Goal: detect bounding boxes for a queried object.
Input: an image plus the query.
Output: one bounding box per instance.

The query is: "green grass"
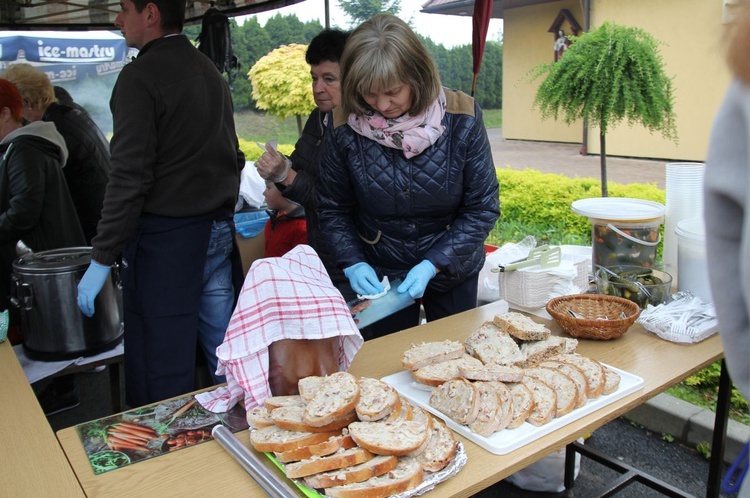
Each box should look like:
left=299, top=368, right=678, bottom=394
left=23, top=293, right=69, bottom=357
left=233, top=108, right=503, bottom=144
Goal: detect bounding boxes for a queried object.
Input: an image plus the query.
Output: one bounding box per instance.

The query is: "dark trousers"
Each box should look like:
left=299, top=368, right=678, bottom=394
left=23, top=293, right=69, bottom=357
left=360, top=274, right=479, bottom=341
left=121, top=213, right=213, bottom=407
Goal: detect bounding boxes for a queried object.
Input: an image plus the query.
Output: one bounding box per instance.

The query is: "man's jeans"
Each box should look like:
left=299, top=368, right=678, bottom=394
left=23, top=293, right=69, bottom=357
left=199, top=219, right=234, bottom=384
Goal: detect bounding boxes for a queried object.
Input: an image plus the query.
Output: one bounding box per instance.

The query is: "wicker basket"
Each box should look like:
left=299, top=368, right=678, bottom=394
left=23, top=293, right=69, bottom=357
left=546, top=294, right=641, bottom=340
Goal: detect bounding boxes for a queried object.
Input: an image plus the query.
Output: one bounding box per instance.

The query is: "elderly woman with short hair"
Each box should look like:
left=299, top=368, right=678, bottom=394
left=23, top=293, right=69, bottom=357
left=317, top=14, right=500, bottom=339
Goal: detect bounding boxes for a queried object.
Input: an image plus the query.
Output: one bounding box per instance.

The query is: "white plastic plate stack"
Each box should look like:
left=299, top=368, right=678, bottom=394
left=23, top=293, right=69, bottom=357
left=663, top=162, right=705, bottom=275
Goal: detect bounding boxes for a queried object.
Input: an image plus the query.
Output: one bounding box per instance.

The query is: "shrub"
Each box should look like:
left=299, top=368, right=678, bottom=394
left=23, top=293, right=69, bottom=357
left=238, top=138, right=295, bottom=162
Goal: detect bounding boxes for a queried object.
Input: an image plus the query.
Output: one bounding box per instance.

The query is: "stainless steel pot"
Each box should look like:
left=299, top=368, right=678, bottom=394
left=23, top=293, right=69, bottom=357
left=11, top=247, right=123, bottom=360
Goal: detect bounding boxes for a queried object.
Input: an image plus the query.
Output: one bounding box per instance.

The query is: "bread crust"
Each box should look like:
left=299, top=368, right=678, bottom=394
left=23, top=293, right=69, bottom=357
left=520, top=376, right=557, bottom=426
left=304, top=372, right=361, bottom=427
left=275, top=433, right=356, bottom=463
left=539, top=360, right=589, bottom=408
left=552, top=353, right=606, bottom=399
left=468, top=381, right=503, bottom=436
left=401, top=340, right=465, bottom=370
left=506, top=382, right=534, bottom=429
left=486, top=381, right=513, bottom=431
left=602, top=367, right=621, bottom=395
left=493, top=311, right=551, bottom=341
left=413, top=419, right=457, bottom=472
left=520, top=335, right=567, bottom=367
left=272, top=405, right=357, bottom=433
left=428, top=378, right=480, bottom=425
left=349, top=420, right=430, bottom=456
left=355, top=378, right=400, bottom=422
left=323, top=457, right=424, bottom=498
left=249, top=426, right=341, bottom=453
left=525, top=367, right=578, bottom=417
left=246, top=405, right=275, bottom=429
left=411, top=355, right=483, bottom=387
left=284, top=446, right=374, bottom=479
left=263, top=394, right=306, bottom=410
left=304, top=454, right=398, bottom=489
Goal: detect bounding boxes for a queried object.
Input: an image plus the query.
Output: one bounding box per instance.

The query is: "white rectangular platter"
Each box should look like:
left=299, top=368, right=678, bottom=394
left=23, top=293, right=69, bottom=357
left=382, top=364, right=644, bottom=455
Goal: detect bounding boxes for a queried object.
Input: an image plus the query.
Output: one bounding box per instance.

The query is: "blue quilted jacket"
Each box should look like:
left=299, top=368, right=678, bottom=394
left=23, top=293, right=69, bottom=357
left=317, top=89, right=500, bottom=292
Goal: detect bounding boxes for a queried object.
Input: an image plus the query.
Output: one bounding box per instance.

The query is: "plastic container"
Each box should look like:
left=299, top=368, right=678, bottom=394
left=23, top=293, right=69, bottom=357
left=571, top=198, right=665, bottom=272
left=595, top=265, right=672, bottom=308
left=234, top=209, right=269, bottom=238
left=674, top=218, right=712, bottom=303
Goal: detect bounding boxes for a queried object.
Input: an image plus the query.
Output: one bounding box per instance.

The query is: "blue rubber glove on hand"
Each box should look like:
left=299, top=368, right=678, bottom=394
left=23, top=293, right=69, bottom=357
left=77, top=261, right=110, bottom=317
left=344, top=262, right=384, bottom=297
left=398, top=260, right=437, bottom=299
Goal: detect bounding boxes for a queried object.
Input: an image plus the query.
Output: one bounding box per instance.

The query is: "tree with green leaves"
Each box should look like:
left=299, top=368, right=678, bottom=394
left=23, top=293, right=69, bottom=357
left=248, top=43, right=315, bottom=136
left=339, top=0, right=400, bottom=27
left=529, top=22, right=677, bottom=197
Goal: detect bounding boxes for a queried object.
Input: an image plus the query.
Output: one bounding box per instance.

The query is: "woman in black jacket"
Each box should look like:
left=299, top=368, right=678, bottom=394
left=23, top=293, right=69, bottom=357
left=317, top=15, right=500, bottom=339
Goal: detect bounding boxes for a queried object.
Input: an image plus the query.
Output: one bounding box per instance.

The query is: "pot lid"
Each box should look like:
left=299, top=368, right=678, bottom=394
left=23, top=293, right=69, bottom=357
left=12, top=246, right=92, bottom=273
left=571, top=198, right=666, bottom=221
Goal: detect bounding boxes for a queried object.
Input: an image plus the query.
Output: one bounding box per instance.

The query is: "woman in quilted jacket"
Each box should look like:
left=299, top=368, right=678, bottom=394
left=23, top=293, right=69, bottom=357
left=317, top=14, right=500, bottom=340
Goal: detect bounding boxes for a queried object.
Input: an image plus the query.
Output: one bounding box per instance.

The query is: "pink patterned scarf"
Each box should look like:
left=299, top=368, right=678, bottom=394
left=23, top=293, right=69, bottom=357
left=347, top=88, right=446, bottom=158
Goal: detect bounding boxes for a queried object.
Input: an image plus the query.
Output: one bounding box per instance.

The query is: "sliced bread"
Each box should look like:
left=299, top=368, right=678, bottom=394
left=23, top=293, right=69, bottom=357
left=263, top=394, right=306, bottom=410
left=413, top=419, right=457, bottom=472
left=539, top=360, right=589, bottom=408
left=284, top=446, right=374, bottom=479
left=520, top=335, right=568, bottom=367
left=401, top=340, right=465, bottom=370
left=525, top=367, right=578, bottom=417
left=271, top=405, right=357, bottom=433
left=552, top=353, right=606, bottom=399
left=411, top=354, right=483, bottom=387
left=519, top=376, right=557, bottom=426
left=355, top=378, right=400, bottom=422
left=506, top=382, right=535, bottom=429
left=249, top=425, right=341, bottom=453
left=246, top=405, right=275, bottom=429
left=602, top=367, right=621, bottom=395
left=348, top=420, right=430, bottom=456
left=468, top=381, right=503, bottom=437
left=298, top=376, right=326, bottom=402
left=383, top=396, right=411, bottom=422
left=493, top=311, right=551, bottom=341
left=457, top=363, right=524, bottom=383
left=487, top=381, right=514, bottom=432
left=428, top=377, right=480, bottom=425
left=304, top=454, right=398, bottom=489
left=275, top=433, right=356, bottom=463
left=303, top=371, right=361, bottom=427
left=323, top=456, right=424, bottom=498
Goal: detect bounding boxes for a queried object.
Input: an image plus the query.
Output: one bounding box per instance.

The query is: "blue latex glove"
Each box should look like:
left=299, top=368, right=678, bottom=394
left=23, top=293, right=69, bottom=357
left=344, top=262, right=384, bottom=296
left=77, top=261, right=110, bottom=317
left=397, top=260, right=437, bottom=299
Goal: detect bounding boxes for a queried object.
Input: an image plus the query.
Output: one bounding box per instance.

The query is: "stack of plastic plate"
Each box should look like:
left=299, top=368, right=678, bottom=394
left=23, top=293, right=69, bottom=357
left=663, top=162, right=705, bottom=275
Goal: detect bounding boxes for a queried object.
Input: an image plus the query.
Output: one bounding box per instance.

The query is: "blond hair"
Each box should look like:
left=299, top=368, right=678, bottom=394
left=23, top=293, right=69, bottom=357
left=340, top=14, right=441, bottom=116
left=0, top=63, right=56, bottom=111
left=725, top=1, right=750, bottom=84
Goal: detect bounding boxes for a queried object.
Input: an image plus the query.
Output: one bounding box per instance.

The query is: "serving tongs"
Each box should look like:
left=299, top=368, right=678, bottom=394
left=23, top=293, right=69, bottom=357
left=493, top=245, right=562, bottom=272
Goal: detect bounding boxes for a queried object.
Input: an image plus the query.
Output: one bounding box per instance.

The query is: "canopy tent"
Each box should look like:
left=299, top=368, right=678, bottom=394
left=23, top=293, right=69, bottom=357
left=0, top=30, right=137, bottom=82
left=0, top=0, right=308, bottom=30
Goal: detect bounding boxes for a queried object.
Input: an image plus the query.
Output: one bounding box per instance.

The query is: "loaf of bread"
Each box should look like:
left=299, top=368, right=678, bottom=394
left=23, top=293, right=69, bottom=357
left=355, top=378, right=400, bottom=422
left=413, top=419, right=457, bottom=472
left=323, top=456, right=424, bottom=498
left=552, top=353, right=605, bottom=399
left=303, top=372, right=361, bottom=427
left=493, top=312, right=551, bottom=341
left=250, top=425, right=341, bottom=453
left=348, top=420, right=430, bottom=456
left=284, top=446, right=374, bottom=479
left=271, top=404, right=357, bottom=433
left=602, top=367, right=621, bottom=395
left=303, top=454, right=398, bottom=489
left=520, top=335, right=568, bottom=367
left=428, top=377, right=480, bottom=425
left=506, top=382, right=535, bottom=429
left=539, top=360, right=589, bottom=408
left=468, top=381, right=503, bottom=437
left=401, top=340, right=465, bottom=370
left=525, top=367, right=578, bottom=417
left=457, top=363, right=524, bottom=382
left=275, top=433, right=356, bottom=463
left=519, top=376, right=557, bottom=426
left=487, top=381, right=513, bottom=432
left=411, top=354, right=483, bottom=387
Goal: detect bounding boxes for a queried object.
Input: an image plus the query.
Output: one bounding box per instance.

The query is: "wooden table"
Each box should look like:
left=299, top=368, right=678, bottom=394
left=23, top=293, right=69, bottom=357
left=56, top=300, right=723, bottom=497
left=0, top=341, right=84, bottom=497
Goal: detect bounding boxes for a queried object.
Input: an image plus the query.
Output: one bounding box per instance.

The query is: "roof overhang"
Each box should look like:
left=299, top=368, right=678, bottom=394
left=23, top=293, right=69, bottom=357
left=420, top=0, right=558, bottom=19
left=0, top=0, right=307, bottom=30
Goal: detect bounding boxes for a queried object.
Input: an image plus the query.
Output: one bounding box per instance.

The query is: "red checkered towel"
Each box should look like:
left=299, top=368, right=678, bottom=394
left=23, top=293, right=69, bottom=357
left=195, top=245, right=363, bottom=412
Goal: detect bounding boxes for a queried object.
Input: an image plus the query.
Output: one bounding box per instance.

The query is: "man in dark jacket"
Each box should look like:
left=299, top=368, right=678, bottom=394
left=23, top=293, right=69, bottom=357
left=1, top=64, right=110, bottom=245
left=76, top=0, right=244, bottom=407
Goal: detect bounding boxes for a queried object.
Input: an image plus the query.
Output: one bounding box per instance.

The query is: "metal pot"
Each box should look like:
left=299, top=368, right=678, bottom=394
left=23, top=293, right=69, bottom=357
left=11, top=247, right=123, bottom=361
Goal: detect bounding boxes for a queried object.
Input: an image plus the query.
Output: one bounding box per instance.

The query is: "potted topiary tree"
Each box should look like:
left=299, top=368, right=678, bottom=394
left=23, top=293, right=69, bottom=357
left=529, top=22, right=677, bottom=197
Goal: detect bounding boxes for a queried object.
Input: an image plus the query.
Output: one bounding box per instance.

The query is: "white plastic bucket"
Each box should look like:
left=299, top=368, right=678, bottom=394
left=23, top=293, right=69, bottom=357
left=675, top=218, right=712, bottom=302
left=571, top=198, right=665, bottom=272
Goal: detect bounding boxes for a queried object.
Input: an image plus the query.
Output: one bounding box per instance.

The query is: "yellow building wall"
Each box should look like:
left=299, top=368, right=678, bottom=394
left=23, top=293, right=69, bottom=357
left=503, top=0, right=732, bottom=161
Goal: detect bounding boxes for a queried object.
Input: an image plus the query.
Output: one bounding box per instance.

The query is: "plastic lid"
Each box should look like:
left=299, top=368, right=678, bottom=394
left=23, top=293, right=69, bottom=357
left=675, top=217, right=706, bottom=242
left=571, top=198, right=666, bottom=221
